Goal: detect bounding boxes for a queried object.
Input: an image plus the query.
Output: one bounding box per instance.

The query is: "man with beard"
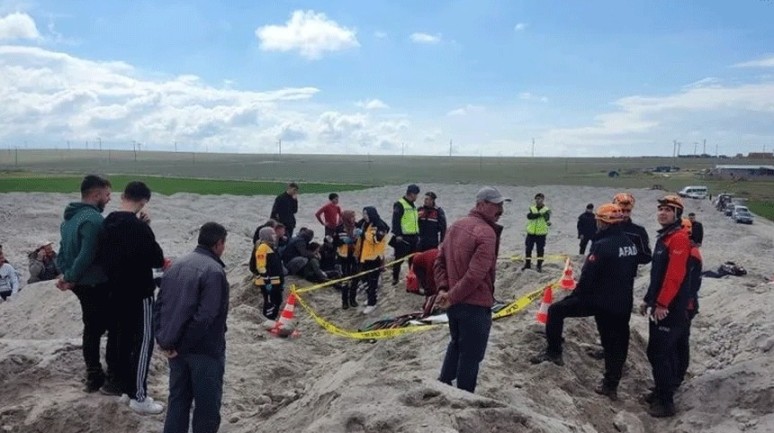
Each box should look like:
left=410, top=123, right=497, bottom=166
left=56, top=174, right=116, bottom=393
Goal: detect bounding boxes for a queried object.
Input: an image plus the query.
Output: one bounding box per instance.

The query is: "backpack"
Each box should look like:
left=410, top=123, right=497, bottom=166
left=720, top=261, right=747, bottom=277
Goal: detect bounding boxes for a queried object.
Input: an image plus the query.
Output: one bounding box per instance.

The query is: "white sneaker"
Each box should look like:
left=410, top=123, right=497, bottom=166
left=362, top=305, right=376, bottom=315
left=118, top=393, right=130, bottom=404
left=130, top=397, right=165, bottom=415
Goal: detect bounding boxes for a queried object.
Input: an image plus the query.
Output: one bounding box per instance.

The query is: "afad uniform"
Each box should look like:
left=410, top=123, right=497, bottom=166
left=675, top=218, right=703, bottom=389
left=254, top=242, right=284, bottom=320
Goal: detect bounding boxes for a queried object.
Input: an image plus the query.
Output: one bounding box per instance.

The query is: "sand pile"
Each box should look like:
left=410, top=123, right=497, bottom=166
left=1, top=185, right=772, bottom=433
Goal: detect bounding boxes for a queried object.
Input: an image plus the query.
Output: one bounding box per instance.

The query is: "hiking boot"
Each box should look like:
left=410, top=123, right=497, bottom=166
left=129, top=397, right=165, bottom=415
left=521, top=262, right=531, bottom=271
left=536, top=263, right=543, bottom=273
left=594, top=383, right=618, bottom=401
left=529, top=350, right=564, bottom=366
left=648, top=400, right=676, bottom=418
left=100, top=379, right=122, bottom=396
left=362, top=305, right=377, bottom=315
left=342, top=300, right=349, bottom=310
left=349, top=299, right=358, bottom=308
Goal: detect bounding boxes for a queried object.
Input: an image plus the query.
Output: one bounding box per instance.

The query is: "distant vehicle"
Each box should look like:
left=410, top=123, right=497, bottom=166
left=732, top=206, right=754, bottom=224
left=678, top=185, right=708, bottom=199
left=714, top=193, right=733, bottom=211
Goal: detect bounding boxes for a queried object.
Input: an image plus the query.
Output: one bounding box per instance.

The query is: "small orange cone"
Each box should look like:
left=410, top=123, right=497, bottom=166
left=535, top=287, right=553, bottom=324
left=269, top=293, right=300, bottom=338
left=560, top=258, right=576, bottom=290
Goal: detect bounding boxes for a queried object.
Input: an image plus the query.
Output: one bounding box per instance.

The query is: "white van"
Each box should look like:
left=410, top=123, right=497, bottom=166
left=678, top=185, right=708, bottom=199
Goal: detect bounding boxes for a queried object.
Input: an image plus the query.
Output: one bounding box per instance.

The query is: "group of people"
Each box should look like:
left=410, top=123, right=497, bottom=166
left=250, top=182, right=448, bottom=318
left=0, top=240, right=60, bottom=302
left=51, top=174, right=229, bottom=433
left=528, top=192, right=703, bottom=418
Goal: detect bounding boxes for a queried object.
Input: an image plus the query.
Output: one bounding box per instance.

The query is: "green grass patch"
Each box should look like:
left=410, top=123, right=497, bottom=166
left=746, top=200, right=774, bottom=222
left=0, top=175, right=369, bottom=196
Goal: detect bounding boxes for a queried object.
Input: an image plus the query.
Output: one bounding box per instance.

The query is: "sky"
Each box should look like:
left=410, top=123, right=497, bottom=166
left=1, top=0, right=773, bottom=157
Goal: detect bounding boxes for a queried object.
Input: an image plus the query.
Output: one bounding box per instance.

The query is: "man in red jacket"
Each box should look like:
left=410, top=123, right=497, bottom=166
left=434, top=186, right=508, bottom=393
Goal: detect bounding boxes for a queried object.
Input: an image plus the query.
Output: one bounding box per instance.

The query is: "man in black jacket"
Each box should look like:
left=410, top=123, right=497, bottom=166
left=155, top=222, right=229, bottom=433
left=614, top=192, right=652, bottom=265
left=687, top=213, right=703, bottom=246
left=100, top=181, right=165, bottom=414
left=417, top=191, right=447, bottom=252
left=577, top=203, right=596, bottom=255
left=271, top=182, right=299, bottom=238
left=391, top=184, right=421, bottom=285
left=531, top=203, right=638, bottom=401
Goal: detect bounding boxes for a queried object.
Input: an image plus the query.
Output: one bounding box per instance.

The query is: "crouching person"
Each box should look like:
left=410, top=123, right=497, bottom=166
left=406, top=247, right=440, bottom=317
left=254, top=227, right=284, bottom=321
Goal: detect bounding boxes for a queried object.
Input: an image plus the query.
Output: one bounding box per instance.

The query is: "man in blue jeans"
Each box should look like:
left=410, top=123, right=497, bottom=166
left=154, top=222, right=230, bottom=433
left=434, top=186, right=508, bottom=393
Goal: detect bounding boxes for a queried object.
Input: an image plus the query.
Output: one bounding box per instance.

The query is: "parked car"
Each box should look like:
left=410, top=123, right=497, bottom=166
left=732, top=206, right=754, bottom=224
left=678, top=185, right=708, bottom=199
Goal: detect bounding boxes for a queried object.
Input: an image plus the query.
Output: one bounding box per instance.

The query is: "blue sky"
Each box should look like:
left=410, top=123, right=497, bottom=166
left=1, top=0, right=773, bottom=156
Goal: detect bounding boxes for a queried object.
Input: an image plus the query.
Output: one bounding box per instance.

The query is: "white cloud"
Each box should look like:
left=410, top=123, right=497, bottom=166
left=410, top=32, right=441, bottom=44
left=732, top=55, right=774, bottom=68
left=356, top=99, right=389, bottom=110
left=255, top=10, right=359, bottom=60
left=514, top=23, right=528, bottom=31
left=0, top=12, right=40, bottom=41
left=446, top=104, right=485, bottom=116
left=374, top=31, right=387, bottom=39
left=518, top=92, right=548, bottom=103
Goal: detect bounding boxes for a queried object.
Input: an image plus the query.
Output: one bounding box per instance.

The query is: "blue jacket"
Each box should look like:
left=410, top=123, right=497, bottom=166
left=154, top=246, right=229, bottom=357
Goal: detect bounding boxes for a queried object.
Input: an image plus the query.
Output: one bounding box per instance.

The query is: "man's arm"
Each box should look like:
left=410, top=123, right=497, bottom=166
left=154, top=270, right=200, bottom=351
left=137, top=222, right=164, bottom=269
left=315, top=205, right=326, bottom=225
left=392, top=202, right=404, bottom=237
left=694, top=223, right=704, bottom=245
left=63, top=220, right=101, bottom=283
left=438, top=208, right=447, bottom=242
left=433, top=241, right=449, bottom=292
left=655, top=234, right=691, bottom=308
left=270, top=196, right=280, bottom=221
left=176, top=270, right=227, bottom=353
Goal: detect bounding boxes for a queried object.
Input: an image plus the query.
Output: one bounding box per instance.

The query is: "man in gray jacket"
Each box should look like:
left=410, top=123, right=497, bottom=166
left=154, top=222, right=229, bottom=433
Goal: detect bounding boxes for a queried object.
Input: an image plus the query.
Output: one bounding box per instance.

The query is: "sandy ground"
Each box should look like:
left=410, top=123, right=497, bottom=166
left=0, top=184, right=772, bottom=433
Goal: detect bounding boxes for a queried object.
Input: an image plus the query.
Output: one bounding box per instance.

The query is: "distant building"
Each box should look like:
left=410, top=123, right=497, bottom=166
left=747, top=152, right=774, bottom=159
left=711, top=165, right=774, bottom=180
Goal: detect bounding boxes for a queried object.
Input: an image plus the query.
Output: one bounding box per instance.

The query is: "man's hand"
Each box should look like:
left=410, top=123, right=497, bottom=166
left=638, top=302, right=649, bottom=316
left=161, top=349, right=178, bottom=359
left=653, top=306, right=669, bottom=322
left=138, top=209, right=151, bottom=224
left=56, top=276, right=74, bottom=292
left=435, top=290, right=450, bottom=309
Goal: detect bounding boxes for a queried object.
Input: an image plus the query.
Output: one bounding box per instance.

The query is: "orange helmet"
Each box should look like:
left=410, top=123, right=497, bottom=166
left=657, top=194, right=684, bottom=210
left=595, top=203, right=624, bottom=224
left=681, top=217, right=692, bottom=234
left=613, top=192, right=635, bottom=211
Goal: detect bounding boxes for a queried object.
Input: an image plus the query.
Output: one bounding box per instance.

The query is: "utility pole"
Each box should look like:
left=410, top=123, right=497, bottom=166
left=174, top=141, right=178, bottom=152
left=278, top=139, right=282, bottom=158
left=531, top=138, right=535, bottom=157
left=702, top=139, right=706, bottom=155
left=449, top=139, right=453, bottom=157
left=693, top=142, right=698, bottom=156
left=715, top=142, right=719, bottom=158
left=97, top=137, right=102, bottom=151
left=67, top=140, right=71, bottom=150
left=401, top=142, right=405, bottom=157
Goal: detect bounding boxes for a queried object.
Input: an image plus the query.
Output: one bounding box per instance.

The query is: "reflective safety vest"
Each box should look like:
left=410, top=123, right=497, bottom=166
left=526, top=205, right=550, bottom=235
left=355, top=225, right=388, bottom=263
left=399, top=198, right=419, bottom=235
left=254, top=243, right=281, bottom=286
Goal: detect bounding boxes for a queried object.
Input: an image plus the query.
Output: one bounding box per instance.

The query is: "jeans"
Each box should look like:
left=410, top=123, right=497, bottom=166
left=439, top=304, right=492, bottom=393
left=72, top=284, right=117, bottom=380
left=164, top=353, right=225, bottom=433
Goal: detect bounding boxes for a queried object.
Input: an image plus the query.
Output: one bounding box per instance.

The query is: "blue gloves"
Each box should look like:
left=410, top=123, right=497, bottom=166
left=353, top=228, right=363, bottom=238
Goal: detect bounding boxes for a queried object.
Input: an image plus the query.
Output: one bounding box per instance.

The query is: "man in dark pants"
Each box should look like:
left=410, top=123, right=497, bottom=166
left=674, top=218, right=703, bottom=390
left=434, top=186, right=508, bottom=393
left=577, top=203, right=596, bottom=255
left=523, top=193, right=551, bottom=272
left=687, top=213, right=703, bottom=246
left=530, top=203, right=638, bottom=401
left=56, top=174, right=117, bottom=393
left=271, top=182, right=299, bottom=239
left=391, top=184, right=421, bottom=285
left=640, top=194, right=692, bottom=418
left=155, top=223, right=230, bottom=433
left=100, top=181, right=165, bottom=413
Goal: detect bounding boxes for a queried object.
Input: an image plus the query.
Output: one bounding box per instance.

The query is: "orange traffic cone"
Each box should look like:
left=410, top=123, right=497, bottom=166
left=535, top=287, right=553, bottom=324
left=269, top=293, right=300, bottom=338
left=560, top=258, right=576, bottom=290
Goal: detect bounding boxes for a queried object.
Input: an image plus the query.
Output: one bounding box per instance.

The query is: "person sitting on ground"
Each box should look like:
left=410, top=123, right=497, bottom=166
left=252, top=227, right=284, bottom=321
left=333, top=210, right=359, bottom=309
left=296, top=242, right=330, bottom=283
left=354, top=206, right=390, bottom=314
left=406, top=247, right=440, bottom=317
left=0, top=247, right=20, bottom=301
left=281, top=228, right=316, bottom=275
left=701, top=261, right=746, bottom=278
left=319, top=237, right=340, bottom=279
left=28, top=241, right=60, bottom=284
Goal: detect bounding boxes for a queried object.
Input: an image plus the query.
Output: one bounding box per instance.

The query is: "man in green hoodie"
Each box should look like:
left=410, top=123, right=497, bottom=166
left=56, top=174, right=115, bottom=393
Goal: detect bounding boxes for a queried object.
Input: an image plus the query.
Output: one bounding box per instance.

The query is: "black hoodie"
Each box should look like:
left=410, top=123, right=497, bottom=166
left=100, top=211, right=165, bottom=300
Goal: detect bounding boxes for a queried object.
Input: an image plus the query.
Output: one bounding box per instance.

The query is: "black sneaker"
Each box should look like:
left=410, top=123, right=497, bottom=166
left=648, top=400, right=676, bottom=418
left=529, top=351, right=564, bottom=366
left=349, top=299, right=358, bottom=308
left=83, top=375, right=105, bottom=393
left=99, top=380, right=122, bottom=396
left=342, top=300, right=349, bottom=310
left=391, top=278, right=399, bottom=286
left=594, top=384, right=618, bottom=401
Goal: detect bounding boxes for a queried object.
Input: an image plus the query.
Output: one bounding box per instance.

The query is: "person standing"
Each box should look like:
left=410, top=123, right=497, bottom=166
left=155, top=222, right=230, bottom=433
left=56, top=174, right=117, bottom=393
left=271, top=182, right=299, bottom=239
left=434, top=186, right=508, bottom=393
left=687, top=213, right=703, bottom=246
left=523, top=193, right=551, bottom=272
left=640, top=195, right=692, bottom=418
left=0, top=247, right=20, bottom=301
left=315, top=193, right=342, bottom=238
left=354, top=207, right=390, bottom=315
left=530, top=204, right=638, bottom=401
left=391, top=184, right=421, bottom=285
left=417, top=191, right=447, bottom=252
left=333, top=210, right=359, bottom=310
left=100, top=181, right=165, bottom=413
left=577, top=203, right=597, bottom=255
left=613, top=193, right=652, bottom=265
left=253, top=227, right=284, bottom=320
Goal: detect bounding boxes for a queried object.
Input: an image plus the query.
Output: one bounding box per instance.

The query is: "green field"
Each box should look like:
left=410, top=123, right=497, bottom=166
left=1, top=150, right=772, bottom=220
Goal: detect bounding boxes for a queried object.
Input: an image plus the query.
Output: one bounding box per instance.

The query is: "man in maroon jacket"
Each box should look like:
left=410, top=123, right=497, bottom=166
left=434, top=186, right=508, bottom=393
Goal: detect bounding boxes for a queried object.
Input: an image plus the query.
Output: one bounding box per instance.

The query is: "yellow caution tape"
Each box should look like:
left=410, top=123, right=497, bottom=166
left=295, top=253, right=417, bottom=295
left=492, top=282, right=559, bottom=320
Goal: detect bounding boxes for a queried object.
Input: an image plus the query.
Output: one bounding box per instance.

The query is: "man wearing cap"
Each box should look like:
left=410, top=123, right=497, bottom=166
left=434, top=186, right=508, bottom=393
left=613, top=193, right=652, bottom=265
left=531, top=203, right=638, bottom=402
left=417, top=191, right=447, bottom=252
left=577, top=203, right=597, bottom=255
left=523, top=193, right=551, bottom=272
left=390, top=184, right=421, bottom=286
left=639, top=194, right=692, bottom=418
